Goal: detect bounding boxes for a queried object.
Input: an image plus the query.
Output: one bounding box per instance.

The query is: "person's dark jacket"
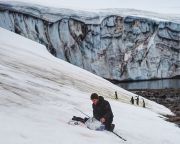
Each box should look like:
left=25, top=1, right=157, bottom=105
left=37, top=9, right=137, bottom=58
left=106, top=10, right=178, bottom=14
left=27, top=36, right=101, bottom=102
left=92, top=96, right=113, bottom=121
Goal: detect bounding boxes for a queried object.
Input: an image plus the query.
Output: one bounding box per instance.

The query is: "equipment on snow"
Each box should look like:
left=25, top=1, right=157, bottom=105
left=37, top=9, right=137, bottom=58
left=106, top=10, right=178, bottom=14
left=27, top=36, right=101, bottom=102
left=74, top=107, right=90, bottom=118
left=72, top=116, right=88, bottom=123
left=68, top=117, right=105, bottom=131
left=112, top=131, right=127, bottom=141
left=68, top=117, right=126, bottom=141
left=85, top=117, right=105, bottom=131
left=73, top=107, right=126, bottom=140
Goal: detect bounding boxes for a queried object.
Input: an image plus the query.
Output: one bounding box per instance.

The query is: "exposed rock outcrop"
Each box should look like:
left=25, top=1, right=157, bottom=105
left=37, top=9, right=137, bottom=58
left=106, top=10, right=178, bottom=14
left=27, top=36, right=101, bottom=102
left=0, top=2, right=180, bottom=81
left=131, top=89, right=180, bottom=127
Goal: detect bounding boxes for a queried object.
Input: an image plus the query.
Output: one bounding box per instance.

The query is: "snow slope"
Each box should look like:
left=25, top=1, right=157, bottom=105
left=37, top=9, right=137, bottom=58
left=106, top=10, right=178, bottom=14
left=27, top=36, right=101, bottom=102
left=0, top=27, right=180, bottom=144
left=1, top=0, right=180, bottom=14
left=1, top=1, right=180, bottom=24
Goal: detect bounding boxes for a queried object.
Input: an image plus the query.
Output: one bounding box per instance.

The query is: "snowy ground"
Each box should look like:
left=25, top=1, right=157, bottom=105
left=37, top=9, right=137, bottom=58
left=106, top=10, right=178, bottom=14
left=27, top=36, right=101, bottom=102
left=1, top=1, right=180, bottom=24
left=1, top=0, right=180, bottom=14
left=1, top=27, right=180, bottom=144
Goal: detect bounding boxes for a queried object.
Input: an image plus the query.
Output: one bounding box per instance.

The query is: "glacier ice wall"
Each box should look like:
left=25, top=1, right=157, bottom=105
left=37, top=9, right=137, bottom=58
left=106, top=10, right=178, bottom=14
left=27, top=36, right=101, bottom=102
left=0, top=2, right=179, bottom=81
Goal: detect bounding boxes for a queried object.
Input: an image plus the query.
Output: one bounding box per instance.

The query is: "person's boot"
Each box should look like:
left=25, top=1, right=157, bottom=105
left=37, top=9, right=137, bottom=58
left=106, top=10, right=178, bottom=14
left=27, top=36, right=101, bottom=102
left=109, top=124, right=115, bottom=132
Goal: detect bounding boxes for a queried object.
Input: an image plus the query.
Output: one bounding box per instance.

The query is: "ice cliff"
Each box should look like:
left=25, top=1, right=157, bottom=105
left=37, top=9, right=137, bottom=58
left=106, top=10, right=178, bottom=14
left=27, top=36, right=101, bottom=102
left=0, top=1, right=179, bottom=81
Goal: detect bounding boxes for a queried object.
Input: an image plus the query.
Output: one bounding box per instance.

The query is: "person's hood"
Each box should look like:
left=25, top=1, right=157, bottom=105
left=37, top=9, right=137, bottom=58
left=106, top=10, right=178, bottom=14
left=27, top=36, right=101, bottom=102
left=98, top=96, right=104, bottom=103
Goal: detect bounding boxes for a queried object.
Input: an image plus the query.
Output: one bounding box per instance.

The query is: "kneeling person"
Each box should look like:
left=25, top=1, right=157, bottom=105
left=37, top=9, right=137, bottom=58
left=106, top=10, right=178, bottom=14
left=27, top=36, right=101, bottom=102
left=90, top=93, right=115, bottom=131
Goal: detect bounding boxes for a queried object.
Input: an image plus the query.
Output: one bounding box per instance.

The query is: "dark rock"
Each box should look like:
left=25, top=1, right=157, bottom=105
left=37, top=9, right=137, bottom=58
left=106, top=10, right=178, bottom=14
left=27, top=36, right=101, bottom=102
left=131, top=88, right=180, bottom=127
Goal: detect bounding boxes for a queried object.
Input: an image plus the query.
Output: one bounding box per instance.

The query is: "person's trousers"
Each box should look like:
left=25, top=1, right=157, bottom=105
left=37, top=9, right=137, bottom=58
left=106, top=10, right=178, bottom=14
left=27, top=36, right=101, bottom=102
left=104, top=117, right=113, bottom=131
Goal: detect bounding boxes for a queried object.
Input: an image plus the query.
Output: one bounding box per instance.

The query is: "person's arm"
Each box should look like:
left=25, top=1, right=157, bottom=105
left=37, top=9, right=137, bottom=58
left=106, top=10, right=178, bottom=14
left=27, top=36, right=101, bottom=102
left=103, top=102, right=113, bottom=120
left=93, top=106, right=100, bottom=120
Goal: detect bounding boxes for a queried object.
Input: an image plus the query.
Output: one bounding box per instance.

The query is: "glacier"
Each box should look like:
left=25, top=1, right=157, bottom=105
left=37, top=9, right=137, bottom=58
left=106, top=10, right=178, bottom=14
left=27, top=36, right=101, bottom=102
left=0, top=1, right=180, bottom=81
